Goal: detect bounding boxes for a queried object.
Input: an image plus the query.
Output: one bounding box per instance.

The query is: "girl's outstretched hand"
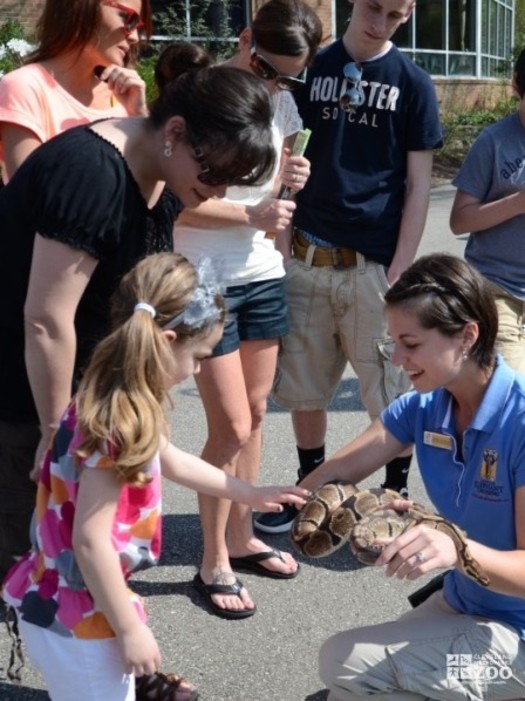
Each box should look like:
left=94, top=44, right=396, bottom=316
left=250, top=485, right=310, bottom=513
left=118, top=621, right=162, bottom=677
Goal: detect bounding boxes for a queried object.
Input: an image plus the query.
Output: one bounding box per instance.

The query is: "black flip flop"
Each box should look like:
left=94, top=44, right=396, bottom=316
left=229, top=549, right=300, bottom=579
left=192, top=573, right=256, bottom=620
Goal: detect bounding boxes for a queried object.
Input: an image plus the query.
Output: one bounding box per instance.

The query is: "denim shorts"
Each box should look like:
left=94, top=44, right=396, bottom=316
left=212, top=277, right=289, bottom=357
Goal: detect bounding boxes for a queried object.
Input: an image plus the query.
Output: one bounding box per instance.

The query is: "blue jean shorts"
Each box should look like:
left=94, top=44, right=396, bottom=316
left=212, top=277, right=289, bottom=357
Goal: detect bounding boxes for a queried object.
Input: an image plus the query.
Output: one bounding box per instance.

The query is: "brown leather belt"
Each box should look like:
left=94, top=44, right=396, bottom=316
left=292, top=229, right=357, bottom=267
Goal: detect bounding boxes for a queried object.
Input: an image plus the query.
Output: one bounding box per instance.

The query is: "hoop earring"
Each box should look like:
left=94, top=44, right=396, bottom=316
left=164, top=140, right=173, bottom=158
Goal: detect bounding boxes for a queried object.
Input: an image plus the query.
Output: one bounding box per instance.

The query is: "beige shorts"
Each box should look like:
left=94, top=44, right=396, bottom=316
left=487, top=279, right=525, bottom=374
left=320, top=590, right=525, bottom=700
left=272, top=254, right=410, bottom=419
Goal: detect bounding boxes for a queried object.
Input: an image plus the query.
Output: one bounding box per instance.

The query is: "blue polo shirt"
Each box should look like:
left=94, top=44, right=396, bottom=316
left=382, top=356, right=525, bottom=638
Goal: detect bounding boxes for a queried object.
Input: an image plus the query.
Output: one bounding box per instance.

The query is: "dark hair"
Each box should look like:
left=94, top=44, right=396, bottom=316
left=149, top=66, right=276, bottom=187
left=26, top=0, right=152, bottom=66
left=252, top=0, right=323, bottom=65
left=154, top=42, right=213, bottom=94
left=384, top=254, right=498, bottom=371
left=514, top=47, right=525, bottom=98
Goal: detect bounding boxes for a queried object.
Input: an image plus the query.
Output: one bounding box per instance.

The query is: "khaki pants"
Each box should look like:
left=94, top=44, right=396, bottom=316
left=319, top=591, right=525, bottom=700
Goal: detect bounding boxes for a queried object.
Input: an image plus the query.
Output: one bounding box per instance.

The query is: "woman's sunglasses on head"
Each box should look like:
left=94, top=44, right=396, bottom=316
left=103, top=0, right=144, bottom=36
left=249, top=43, right=307, bottom=91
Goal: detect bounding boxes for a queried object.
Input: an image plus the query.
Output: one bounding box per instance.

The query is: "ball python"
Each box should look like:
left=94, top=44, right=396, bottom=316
left=290, top=481, right=490, bottom=587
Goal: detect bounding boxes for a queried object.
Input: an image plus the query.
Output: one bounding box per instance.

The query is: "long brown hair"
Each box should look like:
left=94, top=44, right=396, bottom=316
left=75, top=253, right=225, bottom=485
left=26, top=0, right=153, bottom=66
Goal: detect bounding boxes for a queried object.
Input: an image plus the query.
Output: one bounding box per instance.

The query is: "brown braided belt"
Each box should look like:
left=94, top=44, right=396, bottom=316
left=292, top=229, right=357, bottom=267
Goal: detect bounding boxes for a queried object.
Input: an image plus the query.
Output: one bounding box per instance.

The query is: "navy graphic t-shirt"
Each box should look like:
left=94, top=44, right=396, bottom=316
left=294, top=41, right=443, bottom=265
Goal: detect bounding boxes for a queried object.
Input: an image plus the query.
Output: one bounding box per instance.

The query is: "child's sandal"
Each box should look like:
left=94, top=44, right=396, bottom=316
left=136, top=671, right=198, bottom=701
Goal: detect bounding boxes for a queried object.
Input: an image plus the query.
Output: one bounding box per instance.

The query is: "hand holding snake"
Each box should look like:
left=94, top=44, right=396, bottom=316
left=375, top=517, right=463, bottom=581
left=290, top=481, right=490, bottom=587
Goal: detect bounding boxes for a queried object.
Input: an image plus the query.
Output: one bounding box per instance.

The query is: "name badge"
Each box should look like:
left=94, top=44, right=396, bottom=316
left=423, top=431, right=452, bottom=450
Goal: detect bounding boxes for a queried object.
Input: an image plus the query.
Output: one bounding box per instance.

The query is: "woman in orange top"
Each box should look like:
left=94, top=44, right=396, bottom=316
left=0, top=0, right=151, bottom=182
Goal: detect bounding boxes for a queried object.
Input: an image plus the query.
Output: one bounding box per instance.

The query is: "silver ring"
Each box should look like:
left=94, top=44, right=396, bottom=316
left=415, top=551, right=426, bottom=563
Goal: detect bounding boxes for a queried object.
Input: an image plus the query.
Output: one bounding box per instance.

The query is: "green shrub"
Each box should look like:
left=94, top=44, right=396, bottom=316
left=137, top=1, right=238, bottom=106
left=137, top=51, right=160, bottom=105
left=153, top=2, right=237, bottom=61
left=0, top=20, right=34, bottom=77
left=437, top=96, right=517, bottom=169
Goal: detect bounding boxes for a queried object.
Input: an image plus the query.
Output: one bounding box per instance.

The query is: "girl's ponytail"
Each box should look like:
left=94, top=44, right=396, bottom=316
left=75, top=253, right=225, bottom=484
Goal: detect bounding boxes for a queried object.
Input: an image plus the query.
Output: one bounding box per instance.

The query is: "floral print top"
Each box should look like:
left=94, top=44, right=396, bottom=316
left=2, top=402, right=162, bottom=639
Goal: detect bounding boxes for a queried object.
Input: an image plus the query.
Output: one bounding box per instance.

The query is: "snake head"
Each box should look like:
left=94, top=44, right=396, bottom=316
left=349, top=506, right=413, bottom=565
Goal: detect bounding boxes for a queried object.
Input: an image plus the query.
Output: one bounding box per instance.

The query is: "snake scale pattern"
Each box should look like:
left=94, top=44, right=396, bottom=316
left=290, top=481, right=490, bottom=587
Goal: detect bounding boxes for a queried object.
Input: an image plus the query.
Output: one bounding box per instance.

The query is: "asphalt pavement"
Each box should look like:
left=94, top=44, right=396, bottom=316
left=0, top=184, right=467, bottom=701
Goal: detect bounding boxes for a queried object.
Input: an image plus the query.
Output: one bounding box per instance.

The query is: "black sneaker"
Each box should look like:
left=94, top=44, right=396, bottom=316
left=254, top=503, right=297, bottom=534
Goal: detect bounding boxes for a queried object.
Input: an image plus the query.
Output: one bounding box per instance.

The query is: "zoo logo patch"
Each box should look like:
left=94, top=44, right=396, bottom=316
left=480, top=448, right=498, bottom=482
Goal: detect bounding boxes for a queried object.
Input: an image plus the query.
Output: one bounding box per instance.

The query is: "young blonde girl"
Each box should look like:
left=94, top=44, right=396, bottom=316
left=2, top=252, right=308, bottom=701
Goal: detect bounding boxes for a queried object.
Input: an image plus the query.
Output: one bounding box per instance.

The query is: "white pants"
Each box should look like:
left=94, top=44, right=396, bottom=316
left=19, top=618, right=134, bottom=701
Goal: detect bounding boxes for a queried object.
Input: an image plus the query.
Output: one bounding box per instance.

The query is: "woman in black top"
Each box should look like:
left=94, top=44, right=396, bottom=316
left=0, top=60, right=275, bottom=588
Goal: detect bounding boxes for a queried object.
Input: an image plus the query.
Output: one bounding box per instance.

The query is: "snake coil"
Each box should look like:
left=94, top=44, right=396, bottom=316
left=290, top=481, right=490, bottom=587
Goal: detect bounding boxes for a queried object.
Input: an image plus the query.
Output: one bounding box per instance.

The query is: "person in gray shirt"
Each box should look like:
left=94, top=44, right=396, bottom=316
left=450, top=48, right=525, bottom=373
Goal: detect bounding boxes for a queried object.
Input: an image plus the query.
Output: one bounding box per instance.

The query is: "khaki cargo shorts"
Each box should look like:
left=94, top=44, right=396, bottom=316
left=272, top=252, right=410, bottom=419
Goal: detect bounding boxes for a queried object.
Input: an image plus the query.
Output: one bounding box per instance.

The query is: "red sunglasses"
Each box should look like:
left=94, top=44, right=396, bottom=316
left=103, top=0, right=144, bottom=36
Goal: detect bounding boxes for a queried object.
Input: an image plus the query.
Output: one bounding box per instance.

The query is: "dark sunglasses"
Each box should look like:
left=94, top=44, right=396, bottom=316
left=193, top=146, right=231, bottom=187
left=249, top=44, right=307, bottom=91
left=103, top=0, right=144, bottom=36
left=340, top=62, right=364, bottom=113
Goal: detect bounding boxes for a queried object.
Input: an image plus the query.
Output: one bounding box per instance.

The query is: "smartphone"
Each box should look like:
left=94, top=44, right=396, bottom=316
left=277, top=128, right=312, bottom=200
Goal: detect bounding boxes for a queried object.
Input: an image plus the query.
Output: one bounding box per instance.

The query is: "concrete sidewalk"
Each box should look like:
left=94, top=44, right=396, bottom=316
left=0, top=185, right=466, bottom=701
